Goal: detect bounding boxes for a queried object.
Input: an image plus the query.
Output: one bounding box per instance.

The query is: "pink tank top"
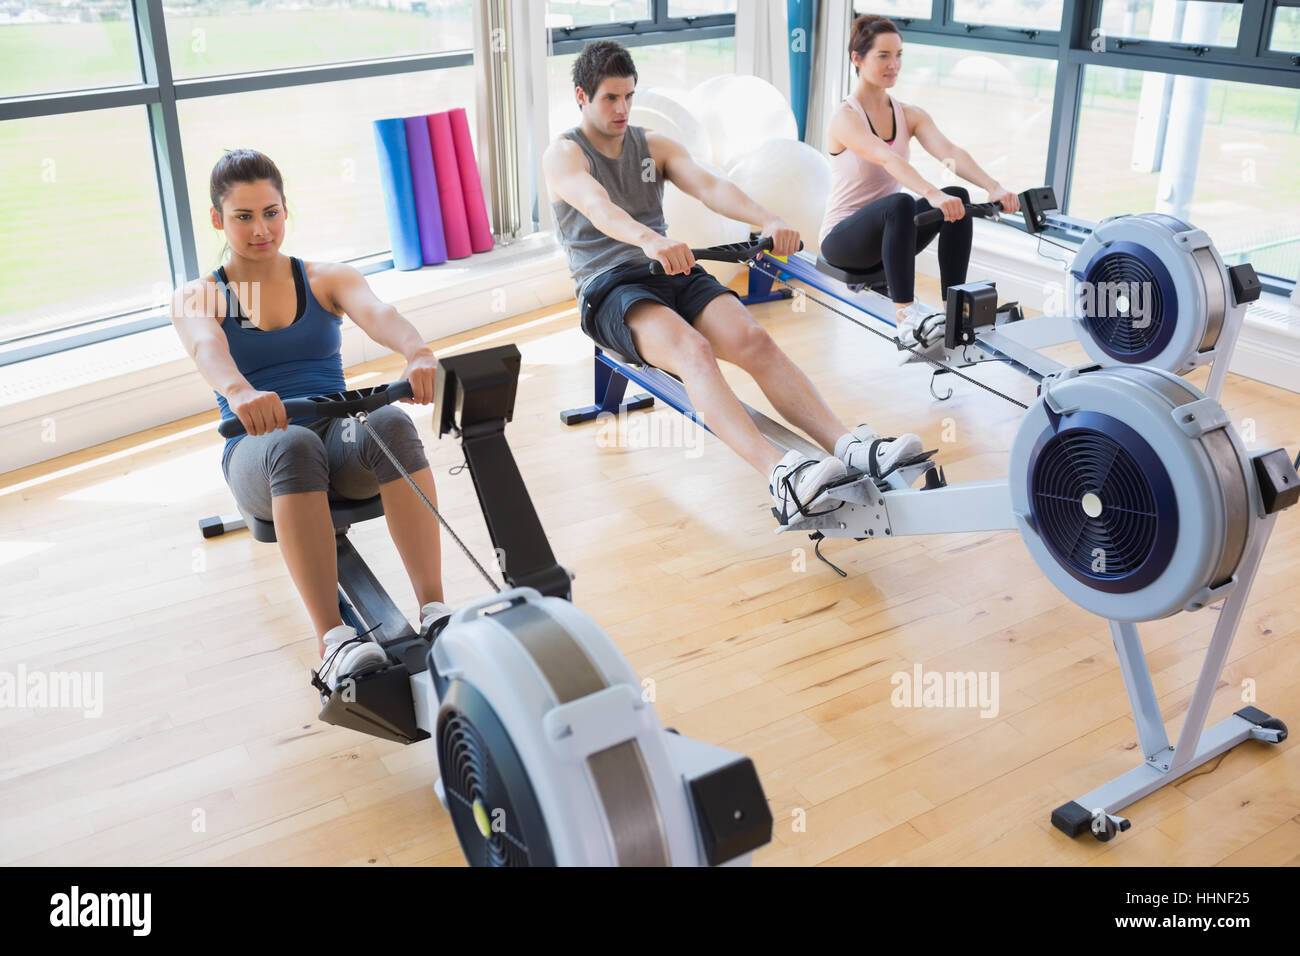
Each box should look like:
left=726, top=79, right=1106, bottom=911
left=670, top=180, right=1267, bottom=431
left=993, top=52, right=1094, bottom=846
left=819, top=96, right=911, bottom=245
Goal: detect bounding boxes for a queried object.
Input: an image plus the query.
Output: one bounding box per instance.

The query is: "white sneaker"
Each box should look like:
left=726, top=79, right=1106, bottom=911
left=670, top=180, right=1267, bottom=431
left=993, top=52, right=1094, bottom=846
left=317, top=623, right=389, bottom=692
left=838, top=424, right=925, bottom=479
left=769, top=450, right=848, bottom=524
left=894, top=302, right=947, bottom=364
left=420, top=601, right=455, bottom=636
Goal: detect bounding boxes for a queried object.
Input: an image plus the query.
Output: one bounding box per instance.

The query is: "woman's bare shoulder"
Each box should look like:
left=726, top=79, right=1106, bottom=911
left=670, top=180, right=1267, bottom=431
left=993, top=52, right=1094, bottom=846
left=301, top=259, right=352, bottom=316
left=174, top=274, right=227, bottom=321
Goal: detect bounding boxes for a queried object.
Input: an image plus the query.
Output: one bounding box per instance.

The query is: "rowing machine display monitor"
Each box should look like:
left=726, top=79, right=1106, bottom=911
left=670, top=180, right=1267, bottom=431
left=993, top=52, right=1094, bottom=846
left=1228, top=262, right=1262, bottom=304
left=1019, top=186, right=1058, bottom=234
left=945, top=281, right=999, bottom=349
left=435, top=344, right=520, bottom=438
left=436, top=345, right=571, bottom=599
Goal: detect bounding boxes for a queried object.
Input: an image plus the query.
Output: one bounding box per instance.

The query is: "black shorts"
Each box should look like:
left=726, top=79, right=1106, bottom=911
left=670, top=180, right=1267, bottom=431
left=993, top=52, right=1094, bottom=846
left=578, top=260, right=738, bottom=365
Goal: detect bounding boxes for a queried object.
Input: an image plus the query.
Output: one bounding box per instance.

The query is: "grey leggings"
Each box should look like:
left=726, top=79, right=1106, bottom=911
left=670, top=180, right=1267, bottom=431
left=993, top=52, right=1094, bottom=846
left=222, top=405, right=430, bottom=522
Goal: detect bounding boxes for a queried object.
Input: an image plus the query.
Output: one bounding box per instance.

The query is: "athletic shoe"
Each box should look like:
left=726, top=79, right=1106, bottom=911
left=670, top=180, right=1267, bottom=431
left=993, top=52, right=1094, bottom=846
left=838, top=424, right=925, bottom=479
left=316, top=623, right=389, bottom=692
left=420, top=601, right=455, bottom=637
left=894, top=301, right=947, bottom=364
left=769, top=450, right=848, bottom=524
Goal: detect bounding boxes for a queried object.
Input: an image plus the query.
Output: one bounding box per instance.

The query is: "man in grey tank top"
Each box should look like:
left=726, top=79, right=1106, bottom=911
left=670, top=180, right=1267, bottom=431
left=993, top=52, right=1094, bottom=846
left=544, top=40, right=926, bottom=526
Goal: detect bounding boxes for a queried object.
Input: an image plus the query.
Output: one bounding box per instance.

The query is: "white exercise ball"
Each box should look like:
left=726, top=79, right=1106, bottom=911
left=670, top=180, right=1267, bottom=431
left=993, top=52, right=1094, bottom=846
left=686, top=75, right=798, bottom=172
left=726, top=138, right=832, bottom=256
left=661, top=160, right=750, bottom=285
left=628, top=105, right=712, bottom=164
left=632, top=88, right=711, bottom=161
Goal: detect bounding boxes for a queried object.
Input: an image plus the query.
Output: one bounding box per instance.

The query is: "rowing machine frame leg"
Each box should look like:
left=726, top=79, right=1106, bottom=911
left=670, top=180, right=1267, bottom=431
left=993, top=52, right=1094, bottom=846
left=1051, top=512, right=1287, bottom=840
left=560, top=346, right=655, bottom=425
left=740, top=264, right=793, bottom=305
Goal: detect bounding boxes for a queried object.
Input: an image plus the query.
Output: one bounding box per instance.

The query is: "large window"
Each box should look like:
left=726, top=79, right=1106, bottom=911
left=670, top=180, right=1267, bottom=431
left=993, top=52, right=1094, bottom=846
left=165, top=1, right=476, bottom=79
left=884, top=44, right=1057, bottom=199
left=1073, top=67, right=1300, bottom=280
left=0, top=108, right=171, bottom=342
left=1097, top=0, right=1242, bottom=48
left=843, top=0, right=1298, bottom=293
left=0, top=0, right=476, bottom=356
left=0, top=1, right=139, bottom=99
left=952, top=0, right=1066, bottom=30
left=180, top=68, right=476, bottom=271
left=852, top=0, right=935, bottom=20
left=1, top=0, right=738, bottom=359
left=1270, top=3, right=1300, bottom=50
left=546, top=1, right=654, bottom=29
left=547, top=36, right=736, bottom=142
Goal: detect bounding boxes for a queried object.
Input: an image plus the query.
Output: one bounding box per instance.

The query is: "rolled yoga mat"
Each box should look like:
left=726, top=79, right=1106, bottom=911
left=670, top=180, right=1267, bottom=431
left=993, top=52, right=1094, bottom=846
left=427, top=111, right=472, bottom=259
left=404, top=115, right=447, bottom=265
left=447, top=107, right=494, bottom=253
left=372, top=118, right=423, bottom=271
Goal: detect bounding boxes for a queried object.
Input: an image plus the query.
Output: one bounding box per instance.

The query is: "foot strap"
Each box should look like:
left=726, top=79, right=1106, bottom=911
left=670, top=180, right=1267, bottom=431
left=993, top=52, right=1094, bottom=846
left=867, top=438, right=897, bottom=481
left=777, top=459, right=843, bottom=523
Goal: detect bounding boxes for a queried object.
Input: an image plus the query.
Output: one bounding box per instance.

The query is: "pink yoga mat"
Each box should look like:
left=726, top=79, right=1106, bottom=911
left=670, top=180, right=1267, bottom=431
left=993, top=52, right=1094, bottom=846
left=426, top=111, right=472, bottom=259
left=448, top=107, right=494, bottom=253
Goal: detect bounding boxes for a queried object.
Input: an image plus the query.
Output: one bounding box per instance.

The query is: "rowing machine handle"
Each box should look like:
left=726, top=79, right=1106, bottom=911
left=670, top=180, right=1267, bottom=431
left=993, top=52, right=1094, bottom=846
left=647, top=235, right=802, bottom=276
left=914, top=200, right=1003, bottom=228
left=218, top=380, right=415, bottom=438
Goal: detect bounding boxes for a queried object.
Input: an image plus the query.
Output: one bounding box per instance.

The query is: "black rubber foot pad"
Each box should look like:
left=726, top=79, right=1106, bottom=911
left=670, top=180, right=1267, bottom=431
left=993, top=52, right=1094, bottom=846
left=1051, top=801, right=1093, bottom=838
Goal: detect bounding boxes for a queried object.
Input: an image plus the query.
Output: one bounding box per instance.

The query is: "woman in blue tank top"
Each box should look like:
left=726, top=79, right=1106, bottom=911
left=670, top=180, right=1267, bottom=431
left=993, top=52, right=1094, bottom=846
left=170, top=149, right=450, bottom=690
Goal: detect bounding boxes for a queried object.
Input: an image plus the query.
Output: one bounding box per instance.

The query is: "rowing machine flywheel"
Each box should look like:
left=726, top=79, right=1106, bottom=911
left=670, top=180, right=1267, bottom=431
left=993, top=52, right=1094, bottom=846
left=430, top=589, right=719, bottom=866
left=1009, top=365, right=1254, bottom=621
left=1069, top=214, right=1233, bottom=375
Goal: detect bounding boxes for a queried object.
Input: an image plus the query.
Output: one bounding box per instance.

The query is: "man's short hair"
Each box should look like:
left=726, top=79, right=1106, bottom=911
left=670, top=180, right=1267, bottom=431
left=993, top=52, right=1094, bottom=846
left=572, top=39, right=638, bottom=106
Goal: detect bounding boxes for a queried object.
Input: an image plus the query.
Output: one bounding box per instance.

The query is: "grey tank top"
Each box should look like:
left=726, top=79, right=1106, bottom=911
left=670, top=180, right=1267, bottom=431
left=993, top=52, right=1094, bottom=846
left=551, top=125, right=668, bottom=296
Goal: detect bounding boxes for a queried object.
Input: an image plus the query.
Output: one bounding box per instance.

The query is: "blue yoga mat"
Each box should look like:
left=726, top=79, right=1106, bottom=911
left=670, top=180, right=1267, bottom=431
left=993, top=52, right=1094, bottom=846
left=372, top=118, right=422, bottom=271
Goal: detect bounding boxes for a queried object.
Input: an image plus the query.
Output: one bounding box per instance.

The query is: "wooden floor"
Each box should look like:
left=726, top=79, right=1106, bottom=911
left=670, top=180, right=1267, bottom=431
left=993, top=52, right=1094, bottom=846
left=2, top=273, right=1299, bottom=867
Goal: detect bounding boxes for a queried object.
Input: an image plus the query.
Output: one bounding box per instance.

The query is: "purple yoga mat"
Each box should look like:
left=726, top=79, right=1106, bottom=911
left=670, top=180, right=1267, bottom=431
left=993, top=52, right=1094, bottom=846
left=404, top=115, right=447, bottom=265
left=448, top=107, right=494, bottom=253
left=427, top=111, right=472, bottom=259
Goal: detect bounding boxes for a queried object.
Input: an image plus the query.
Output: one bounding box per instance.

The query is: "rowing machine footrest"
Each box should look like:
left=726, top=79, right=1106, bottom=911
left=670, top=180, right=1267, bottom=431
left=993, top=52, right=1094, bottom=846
left=317, top=663, right=428, bottom=745
left=995, top=300, right=1024, bottom=324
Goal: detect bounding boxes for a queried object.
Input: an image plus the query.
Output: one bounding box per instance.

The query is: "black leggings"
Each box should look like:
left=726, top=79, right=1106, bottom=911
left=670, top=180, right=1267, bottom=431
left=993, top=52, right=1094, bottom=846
left=820, top=185, right=972, bottom=304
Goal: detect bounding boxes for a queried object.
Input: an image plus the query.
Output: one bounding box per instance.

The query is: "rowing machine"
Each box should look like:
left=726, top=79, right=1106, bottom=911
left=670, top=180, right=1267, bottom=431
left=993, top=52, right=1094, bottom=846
left=746, top=187, right=1261, bottom=398
left=564, top=332, right=1298, bottom=841
left=199, top=346, right=773, bottom=866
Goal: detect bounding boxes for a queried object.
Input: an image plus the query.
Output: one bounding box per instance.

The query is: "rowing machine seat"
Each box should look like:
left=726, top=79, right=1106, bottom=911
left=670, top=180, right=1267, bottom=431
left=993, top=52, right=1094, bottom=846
left=814, top=256, right=890, bottom=296
left=241, top=495, right=387, bottom=543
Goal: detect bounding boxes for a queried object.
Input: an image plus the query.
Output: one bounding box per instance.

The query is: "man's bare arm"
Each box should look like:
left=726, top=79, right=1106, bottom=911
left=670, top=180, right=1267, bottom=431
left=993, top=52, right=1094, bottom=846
left=542, top=137, right=696, bottom=274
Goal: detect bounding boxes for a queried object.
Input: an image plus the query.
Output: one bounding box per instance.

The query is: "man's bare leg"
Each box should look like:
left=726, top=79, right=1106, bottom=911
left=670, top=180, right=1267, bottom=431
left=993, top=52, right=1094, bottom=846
left=692, top=294, right=849, bottom=453
left=625, top=300, right=784, bottom=476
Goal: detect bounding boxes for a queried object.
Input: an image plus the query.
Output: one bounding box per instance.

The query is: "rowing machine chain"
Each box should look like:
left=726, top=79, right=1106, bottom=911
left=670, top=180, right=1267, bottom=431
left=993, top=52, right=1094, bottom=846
left=354, top=411, right=504, bottom=594
left=747, top=257, right=1030, bottom=412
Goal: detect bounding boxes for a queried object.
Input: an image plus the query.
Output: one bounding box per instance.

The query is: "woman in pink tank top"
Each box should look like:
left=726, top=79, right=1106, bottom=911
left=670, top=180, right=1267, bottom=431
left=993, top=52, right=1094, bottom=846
left=819, top=15, right=1022, bottom=355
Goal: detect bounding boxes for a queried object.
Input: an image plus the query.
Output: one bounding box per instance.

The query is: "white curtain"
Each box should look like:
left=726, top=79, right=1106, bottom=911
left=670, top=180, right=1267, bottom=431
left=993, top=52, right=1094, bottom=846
left=805, top=0, right=852, bottom=151
left=734, top=0, right=792, bottom=102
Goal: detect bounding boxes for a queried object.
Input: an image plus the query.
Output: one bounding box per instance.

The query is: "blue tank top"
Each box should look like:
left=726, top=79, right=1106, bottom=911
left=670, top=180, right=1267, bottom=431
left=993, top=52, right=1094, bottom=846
left=211, top=257, right=347, bottom=463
